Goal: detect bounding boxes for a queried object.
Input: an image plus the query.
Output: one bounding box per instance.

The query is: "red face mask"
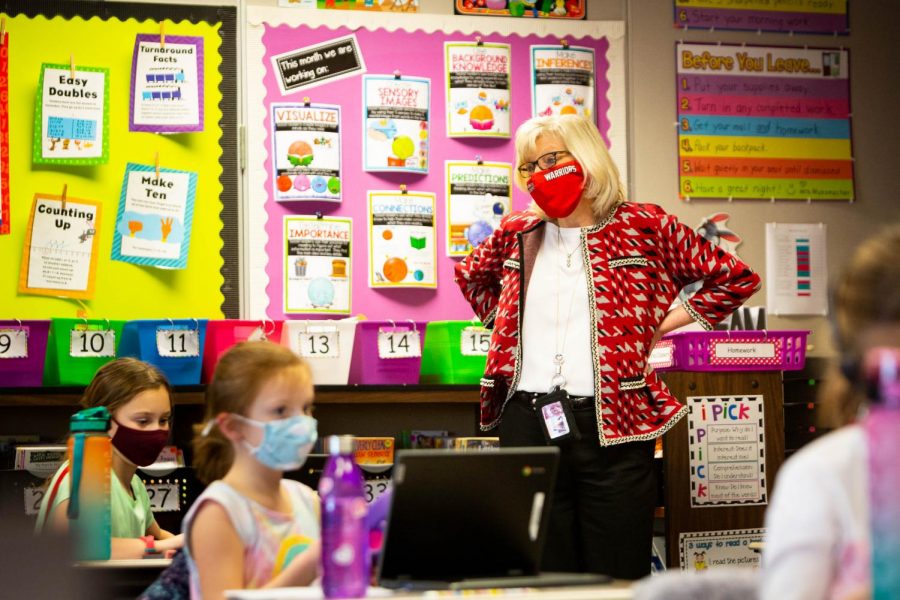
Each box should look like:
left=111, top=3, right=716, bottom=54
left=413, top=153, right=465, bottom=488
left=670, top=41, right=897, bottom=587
left=112, top=420, right=170, bottom=467
left=526, top=160, right=586, bottom=219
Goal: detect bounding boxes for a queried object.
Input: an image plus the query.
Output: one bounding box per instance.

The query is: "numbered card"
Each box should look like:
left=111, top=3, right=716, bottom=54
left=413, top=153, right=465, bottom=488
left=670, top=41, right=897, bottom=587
left=377, top=329, right=421, bottom=359
left=145, top=482, right=181, bottom=512
left=24, top=486, right=45, bottom=516
left=297, top=329, right=340, bottom=359
left=70, top=329, right=116, bottom=358
left=156, top=328, right=200, bottom=358
left=460, top=326, right=491, bottom=356
left=364, top=478, right=391, bottom=504
left=0, top=328, right=28, bottom=359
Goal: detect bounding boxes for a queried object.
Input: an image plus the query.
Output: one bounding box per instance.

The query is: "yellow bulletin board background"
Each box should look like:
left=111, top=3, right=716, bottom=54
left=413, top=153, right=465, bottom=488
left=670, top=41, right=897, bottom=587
left=0, top=9, right=229, bottom=320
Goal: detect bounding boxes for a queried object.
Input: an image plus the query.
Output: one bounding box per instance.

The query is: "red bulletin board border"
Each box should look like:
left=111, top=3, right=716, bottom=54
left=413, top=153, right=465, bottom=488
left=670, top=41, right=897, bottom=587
left=0, top=32, right=9, bottom=235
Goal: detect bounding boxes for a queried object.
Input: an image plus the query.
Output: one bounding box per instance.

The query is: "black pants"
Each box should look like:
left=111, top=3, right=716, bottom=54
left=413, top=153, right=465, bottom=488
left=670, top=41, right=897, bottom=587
left=499, top=392, right=656, bottom=580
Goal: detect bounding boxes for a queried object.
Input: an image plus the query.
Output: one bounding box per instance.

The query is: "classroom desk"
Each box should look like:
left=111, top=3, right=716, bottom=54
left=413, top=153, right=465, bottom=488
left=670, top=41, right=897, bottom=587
left=75, top=558, right=171, bottom=599
left=226, top=583, right=634, bottom=599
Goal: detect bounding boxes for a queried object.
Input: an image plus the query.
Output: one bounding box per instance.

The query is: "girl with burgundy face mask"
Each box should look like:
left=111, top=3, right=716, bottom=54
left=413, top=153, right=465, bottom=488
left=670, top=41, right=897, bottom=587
left=455, top=115, right=761, bottom=580
left=36, top=358, right=184, bottom=559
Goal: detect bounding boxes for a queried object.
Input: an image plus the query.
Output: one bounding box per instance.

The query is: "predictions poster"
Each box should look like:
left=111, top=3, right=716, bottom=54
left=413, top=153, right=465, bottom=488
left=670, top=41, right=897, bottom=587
left=677, top=43, right=853, bottom=201
left=445, top=160, right=512, bottom=257
left=531, top=45, right=595, bottom=121
left=271, top=103, right=342, bottom=202
left=368, top=191, right=436, bottom=288
left=284, top=215, right=352, bottom=314
left=363, top=75, right=430, bottom=173
left=445, top=42, right=511, bottom=138
left=687, top=395, right=767, bottom=507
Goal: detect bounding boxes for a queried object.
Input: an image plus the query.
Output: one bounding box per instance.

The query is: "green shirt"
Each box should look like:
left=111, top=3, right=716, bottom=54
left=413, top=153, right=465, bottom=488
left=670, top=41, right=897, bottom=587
left=35, top=461, right=156, bottom=538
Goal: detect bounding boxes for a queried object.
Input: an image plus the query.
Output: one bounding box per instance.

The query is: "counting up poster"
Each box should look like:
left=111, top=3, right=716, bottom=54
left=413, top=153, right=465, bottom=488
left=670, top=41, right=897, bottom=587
left=674, top=0, right=849, bottom=34
left=676, top=43, right=853, bottom=201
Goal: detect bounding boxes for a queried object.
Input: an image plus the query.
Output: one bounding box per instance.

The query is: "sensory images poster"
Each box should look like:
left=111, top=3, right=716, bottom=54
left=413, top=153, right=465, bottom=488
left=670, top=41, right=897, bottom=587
left=445, top=160, right=512, bottom=257
left=368, top=191, right=436, bottom=288
left=363, top=75, right=430, bottom=173
left=271, top=103, right=342, bottom=202
left=284, top=215, right=352, bottom=314
left=445, top=42, right=511, bottom=138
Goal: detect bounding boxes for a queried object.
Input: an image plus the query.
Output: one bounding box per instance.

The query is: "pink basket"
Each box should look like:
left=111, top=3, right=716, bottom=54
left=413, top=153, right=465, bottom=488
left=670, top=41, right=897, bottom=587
left=650, top=330, right=809, bottom=372
left=348, top=321, right=427, bottom=385
left=202, top=320, right=285, bottom=382
left=0, top=320, right=50, bottom=387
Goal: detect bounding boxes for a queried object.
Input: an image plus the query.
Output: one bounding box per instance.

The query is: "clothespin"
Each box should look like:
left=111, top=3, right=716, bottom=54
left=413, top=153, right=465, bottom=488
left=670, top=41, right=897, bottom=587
left=160, top=21, right=166, bottom=49
left=61, top=183, right=68, bottom=211
left=1, top=17, right=7, bottom=46
left=155, top=152, right=161, bottom=178
left=475, top=154, right=483, bottom=165
left=303, top=96, right=311, bottom=108
left=316, top=211, right=323, bottom=220
left=70, top=54, right=76, bottom=79
left=560, top=38, right=569, bottom=49
left=393, top=70, right=402, bottom=80
left=400, top=184, right=408, bottom=195
left=475, top=36, right=483, bottom=47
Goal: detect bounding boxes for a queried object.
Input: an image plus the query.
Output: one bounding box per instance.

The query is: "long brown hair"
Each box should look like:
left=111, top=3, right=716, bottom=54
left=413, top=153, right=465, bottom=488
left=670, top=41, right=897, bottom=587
left=192, top=342, right=311, bottom=485
left=80, top=357, right=172, bottom=413
left=823, top=224, right=900, bottom=426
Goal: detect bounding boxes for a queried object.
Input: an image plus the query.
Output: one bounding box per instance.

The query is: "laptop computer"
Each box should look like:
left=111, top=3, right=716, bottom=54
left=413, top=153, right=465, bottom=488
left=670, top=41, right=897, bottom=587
left=376, top=447, right=611, bottom=591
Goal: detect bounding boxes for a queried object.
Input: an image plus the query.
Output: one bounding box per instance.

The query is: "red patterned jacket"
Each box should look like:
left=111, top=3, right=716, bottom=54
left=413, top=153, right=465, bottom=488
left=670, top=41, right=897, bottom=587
left=454, top=202, right=761, bottom=446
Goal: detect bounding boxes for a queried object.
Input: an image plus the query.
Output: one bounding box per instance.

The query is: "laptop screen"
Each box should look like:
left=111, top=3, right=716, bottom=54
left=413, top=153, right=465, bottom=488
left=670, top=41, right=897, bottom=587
left=376, top=447, right=560, bottom=585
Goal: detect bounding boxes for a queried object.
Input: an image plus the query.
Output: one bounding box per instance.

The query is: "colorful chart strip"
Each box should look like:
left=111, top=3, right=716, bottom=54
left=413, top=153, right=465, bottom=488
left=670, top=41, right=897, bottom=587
left=677, top=43, right=854, bottom=201
left=795, top=238, right=810, bottom=297
left=674, top=0, right=848, bottom=34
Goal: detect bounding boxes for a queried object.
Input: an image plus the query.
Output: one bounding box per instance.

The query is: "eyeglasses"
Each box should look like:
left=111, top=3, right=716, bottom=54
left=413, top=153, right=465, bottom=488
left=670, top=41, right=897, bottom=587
left=517, top=150, right=571, bottom=177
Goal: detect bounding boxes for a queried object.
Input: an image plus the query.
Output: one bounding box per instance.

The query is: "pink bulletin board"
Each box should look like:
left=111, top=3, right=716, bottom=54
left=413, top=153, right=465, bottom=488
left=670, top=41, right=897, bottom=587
left=247, top=11, right=623, bottom=321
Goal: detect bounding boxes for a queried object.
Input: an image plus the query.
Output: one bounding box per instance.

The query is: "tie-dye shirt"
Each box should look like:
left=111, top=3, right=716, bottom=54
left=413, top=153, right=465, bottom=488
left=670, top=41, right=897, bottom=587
left=183, top=479, right=319, bottom=598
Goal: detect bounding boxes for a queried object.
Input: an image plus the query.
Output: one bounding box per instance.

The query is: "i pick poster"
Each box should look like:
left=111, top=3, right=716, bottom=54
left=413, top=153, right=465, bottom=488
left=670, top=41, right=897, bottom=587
left=531, top=45, right=595, bottom=121
left=445, top=160, right=512, bottom=257
left=18, top=194, right=101, bottom=299
left=363, top=75, right=430, bottom=173
left=111, top=163, right=197, bottom=270
left=34, top=64, right=109, bottom=165
left=129, top=34, right=204, bottom=133
left=271, top=103, right=342, bottom=202
left=284, top=216, right=352, bottom=314
left=445, top=42, right=511, bottom=138
left=368, top=191, right=436, bottom=288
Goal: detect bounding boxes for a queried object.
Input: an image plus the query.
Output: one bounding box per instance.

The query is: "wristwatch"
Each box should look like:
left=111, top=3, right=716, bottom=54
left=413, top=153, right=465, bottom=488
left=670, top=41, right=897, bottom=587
left=141, top=535, right=161, bottom=556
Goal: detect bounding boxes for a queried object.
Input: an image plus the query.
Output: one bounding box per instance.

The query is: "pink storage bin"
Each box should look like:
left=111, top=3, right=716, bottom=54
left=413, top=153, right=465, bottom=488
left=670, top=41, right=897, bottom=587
left=201, top=320, right=285, bottom=382
left=0, top=320, right=50, bottom=387
left=650, top=330, right=809, bottom=372
left=348, top=321, right=427, bottom=385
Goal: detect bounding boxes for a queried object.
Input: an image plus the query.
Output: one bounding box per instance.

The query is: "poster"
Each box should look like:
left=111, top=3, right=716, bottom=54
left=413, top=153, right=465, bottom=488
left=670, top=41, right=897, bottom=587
left=279, top=0, right=418, bottom=10
left=687, top=395, right=767, bottom=507
left=454, top=1, right=585, bottom=19
left=679, top=529, right=765, bottom=571
left=18, top=194, right=101, bottom=299
left=363, top=75, right=430, bottom=173
left=111, top=163, right=197, bottom=270
left=445, top=160, right=512, bottom=257
left=677, top=43, right=853, bottom=201
left=0, top=33, right=8, bottom=235
left=130, top=34, right=204, bottom=133
left=765, top=222, right=827, bottom=315
left=445, top=42, right=511, bottom=138
left=34, top=64, right=109, bottom=165
left=284, top=216, right=352, bottom=314
left=674, top=0, right=848, bottom=34
left=531, top=45, right=595, bottom=121
left=368, top=191, right=436, bottom=288
left=271, top=34, right=366, bottom=95
left=271, top=103, right=341, bottom=202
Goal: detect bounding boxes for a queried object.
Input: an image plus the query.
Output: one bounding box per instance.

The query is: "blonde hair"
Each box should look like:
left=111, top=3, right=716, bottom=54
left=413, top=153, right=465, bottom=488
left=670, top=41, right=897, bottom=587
left=192, top=342, right=312, bottom=484
left=514, top=115, right=626, bottom=221
left=81, top=357, right=172, bottom=413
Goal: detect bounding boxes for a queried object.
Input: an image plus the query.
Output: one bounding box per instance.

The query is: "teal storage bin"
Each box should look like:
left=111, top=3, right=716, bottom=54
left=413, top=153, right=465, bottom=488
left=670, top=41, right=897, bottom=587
left=419, top=321, right=489, bottom=385
left=44, top=318, right=126, bottom=386
left=118, top=319, right=208, bottom=386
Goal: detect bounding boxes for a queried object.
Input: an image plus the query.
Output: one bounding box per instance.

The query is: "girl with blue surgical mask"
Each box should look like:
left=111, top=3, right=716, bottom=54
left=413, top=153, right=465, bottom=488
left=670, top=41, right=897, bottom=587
left=184, top=342, right=320, bottom=600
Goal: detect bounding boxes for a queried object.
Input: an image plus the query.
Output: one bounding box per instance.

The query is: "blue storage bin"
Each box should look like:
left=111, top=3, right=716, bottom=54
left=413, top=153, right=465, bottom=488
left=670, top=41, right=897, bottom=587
left=118, top=319, right=208, bottom=386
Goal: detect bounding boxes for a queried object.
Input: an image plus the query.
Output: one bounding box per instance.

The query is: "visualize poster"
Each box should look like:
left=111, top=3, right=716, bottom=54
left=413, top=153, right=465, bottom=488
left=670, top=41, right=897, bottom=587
left=445, top=161, right=512, bottom=257
left=130, top=34, right=204, bottom=133
left=0, top=34, right=8, bottom=235
left=674, top=0, right=848, bottom=34
left=111, top=163, right=197, bottom=270
left=271, top=103, right=342, bottom=202
left=454, top=1, right=585, bottom=19
left=363, top=75, right=430, bottom=173
left=765, top=222, right=827, bottom=316
left=284, top=216, right=352, bottom=314
left=34, top=64, right=109, bottom=165
left=687, top=395, right=767, bottom=507
left=679, top=529, right=765, bottom=571
left=18, top=194, right=101, bottom=299
left=531, top=45, right=595, bottom=121
left=676, top=43, right=853, bottom=201
left=445, top=42, right=511, bottom=138
left=368, top=191, right=436, bottom=288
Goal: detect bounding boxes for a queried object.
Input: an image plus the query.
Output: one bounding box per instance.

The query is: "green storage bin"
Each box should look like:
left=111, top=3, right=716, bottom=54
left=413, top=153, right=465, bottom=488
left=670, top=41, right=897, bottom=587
left=420, top=320, right=490, bottom=385
left=44, top=318, right=126, bottom=386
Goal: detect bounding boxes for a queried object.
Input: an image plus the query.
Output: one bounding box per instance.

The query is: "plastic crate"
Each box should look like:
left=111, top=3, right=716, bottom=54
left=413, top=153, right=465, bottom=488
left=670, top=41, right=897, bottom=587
left=419, top=320, right=489, bottom=384
left=348, top=321, right=426, bottom=385
left=282, top=318, right=358, bottom=385
left=118, top=319, right=208, bottom=386
left=650, top=330, right=809, bottom=372
left=201, top=320, right=285, bottom=382
left=0, top=320, right=50, bottom=387
left=44, top=318, right=127, bottom=385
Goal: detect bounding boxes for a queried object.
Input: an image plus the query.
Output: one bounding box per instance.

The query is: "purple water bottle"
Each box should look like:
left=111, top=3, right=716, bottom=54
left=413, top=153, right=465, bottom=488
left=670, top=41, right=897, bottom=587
left=320, top=435, right=369, bottom=598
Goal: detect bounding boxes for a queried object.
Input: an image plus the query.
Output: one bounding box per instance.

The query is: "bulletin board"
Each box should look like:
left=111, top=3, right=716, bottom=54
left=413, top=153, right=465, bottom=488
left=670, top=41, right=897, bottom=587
left=245, top=7, right=626, bottom=321
left=0, top=1, right=239, bottom=320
